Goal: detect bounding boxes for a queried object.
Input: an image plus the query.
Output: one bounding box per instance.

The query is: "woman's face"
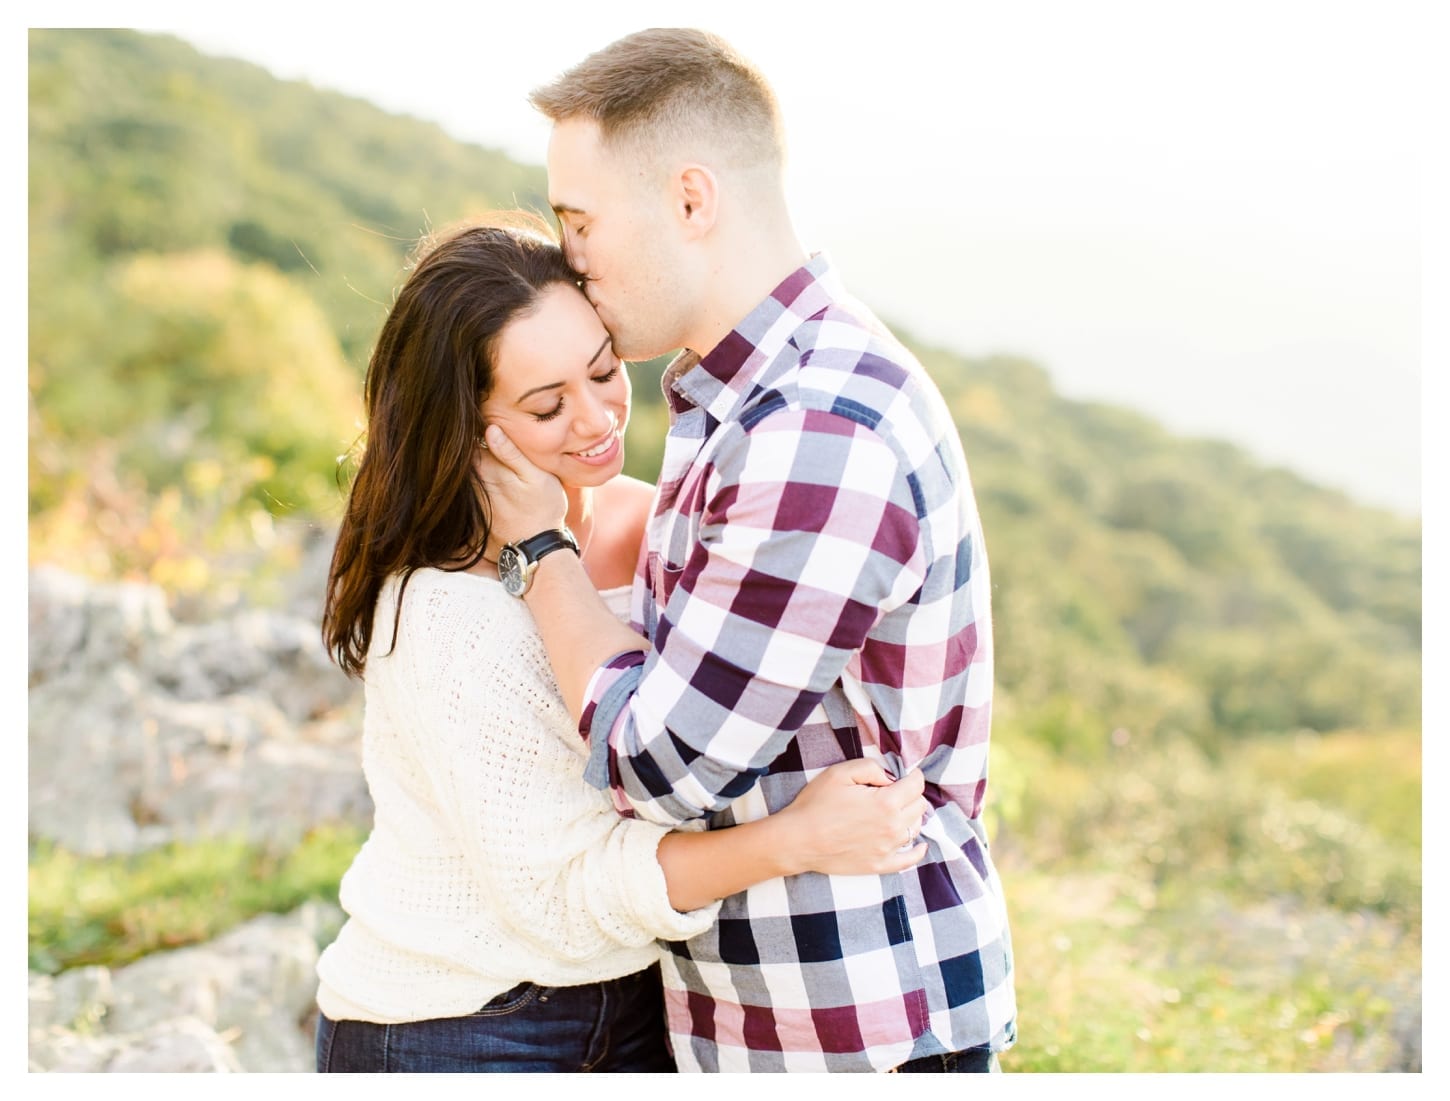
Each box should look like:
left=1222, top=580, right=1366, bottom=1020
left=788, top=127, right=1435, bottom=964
left=482, top=282, right=631, bottom=491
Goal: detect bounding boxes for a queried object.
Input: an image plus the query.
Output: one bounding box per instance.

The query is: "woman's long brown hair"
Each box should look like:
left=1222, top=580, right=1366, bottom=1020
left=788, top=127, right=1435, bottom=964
left=322, top=215, right=579, bottom=677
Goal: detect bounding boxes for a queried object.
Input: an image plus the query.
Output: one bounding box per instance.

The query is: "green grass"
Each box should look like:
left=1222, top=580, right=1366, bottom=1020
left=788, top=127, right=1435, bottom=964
left=999, top=858, right=1420, bottom=1072
left=991, top=727, right=1422, bottom=1072
left=1238, top=728, right=1422, bottom=853
left=27, top=823, right=366, bottom=975
left=27, top=729, right=1421, bottom=1072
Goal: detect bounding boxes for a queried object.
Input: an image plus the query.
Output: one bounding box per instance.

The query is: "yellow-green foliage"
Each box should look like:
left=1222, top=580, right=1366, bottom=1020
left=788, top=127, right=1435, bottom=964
left=36, top=249, right=362, bottom=510
left=991, top=726, right=1420, bottom=1071
left=28, top=30, right=1422, bottom=750
left=28, top=727, right=1421, bottom=1071
left=1238, top=730, right=1422, bottom=854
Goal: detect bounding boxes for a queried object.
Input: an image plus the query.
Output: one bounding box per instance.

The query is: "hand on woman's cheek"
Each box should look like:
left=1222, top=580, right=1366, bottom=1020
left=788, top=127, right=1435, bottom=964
left=477, top=423, right=567, bottom=543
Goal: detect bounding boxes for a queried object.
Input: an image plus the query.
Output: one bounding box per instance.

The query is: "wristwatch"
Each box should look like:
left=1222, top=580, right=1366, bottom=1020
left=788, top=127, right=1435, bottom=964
left=497, top=528, right=580, bottom=597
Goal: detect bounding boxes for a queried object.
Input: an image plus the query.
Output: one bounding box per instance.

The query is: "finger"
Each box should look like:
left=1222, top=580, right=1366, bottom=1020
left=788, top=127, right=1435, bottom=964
left=482, top=424, right=530, bottom=477
left=474, top=445, right=507, bottom=479
left=880, top=767, right=927, bottom=809
left=898, top=815, right=924, bottom=846
left=883, top=843, right=929, bottom=872
left=823, top=759, right=893, bottom=787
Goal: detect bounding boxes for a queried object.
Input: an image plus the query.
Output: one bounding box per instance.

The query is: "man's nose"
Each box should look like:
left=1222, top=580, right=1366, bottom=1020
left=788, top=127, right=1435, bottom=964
left=565, top=236, right=588, bottom=278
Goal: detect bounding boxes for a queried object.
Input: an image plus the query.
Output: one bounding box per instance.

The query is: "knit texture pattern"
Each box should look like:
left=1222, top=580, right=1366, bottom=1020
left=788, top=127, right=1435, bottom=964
left=316, top=569, right=720, bottom=1024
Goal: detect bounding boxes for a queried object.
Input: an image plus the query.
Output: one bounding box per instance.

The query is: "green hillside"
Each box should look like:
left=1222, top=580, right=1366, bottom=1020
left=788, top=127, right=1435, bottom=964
left=28, top=28, right=1420, bottom=741
left=27, top=29, right=1421, bottom=1071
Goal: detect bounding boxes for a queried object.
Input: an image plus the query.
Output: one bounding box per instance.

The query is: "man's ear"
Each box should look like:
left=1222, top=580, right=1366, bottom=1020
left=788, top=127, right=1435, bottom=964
left=673, top=164, right=718, bottom=238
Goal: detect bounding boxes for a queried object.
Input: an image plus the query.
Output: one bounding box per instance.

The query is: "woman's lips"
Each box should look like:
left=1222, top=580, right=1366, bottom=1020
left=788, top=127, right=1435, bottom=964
left=568, top=429, right=621, bottom=466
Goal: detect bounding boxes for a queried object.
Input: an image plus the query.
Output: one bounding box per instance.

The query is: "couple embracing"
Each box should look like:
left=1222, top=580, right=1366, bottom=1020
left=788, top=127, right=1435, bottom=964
left=315, top=28, right=1016, bottom=1074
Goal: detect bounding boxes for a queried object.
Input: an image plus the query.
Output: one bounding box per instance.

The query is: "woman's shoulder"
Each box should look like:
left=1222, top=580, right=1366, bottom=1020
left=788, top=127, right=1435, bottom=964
left=391, top=564, right=503, bottom=607
left=595, top=474, right=655, bottom=518
left=594, top=475, right=654, bottom=546
left=381, top=567, right=532, bottom=654
left=587, top=477, right=655, bottom=589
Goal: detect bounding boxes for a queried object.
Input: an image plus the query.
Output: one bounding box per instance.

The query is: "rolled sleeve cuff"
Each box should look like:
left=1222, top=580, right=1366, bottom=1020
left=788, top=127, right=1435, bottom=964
left=580, top=650, right=646, bottom=796
left=622, top=822, right=722, bottom=941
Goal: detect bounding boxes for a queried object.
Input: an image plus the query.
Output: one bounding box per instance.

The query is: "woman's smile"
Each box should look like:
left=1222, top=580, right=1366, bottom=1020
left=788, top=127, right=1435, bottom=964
left=568, top=427, right=621, bottom=465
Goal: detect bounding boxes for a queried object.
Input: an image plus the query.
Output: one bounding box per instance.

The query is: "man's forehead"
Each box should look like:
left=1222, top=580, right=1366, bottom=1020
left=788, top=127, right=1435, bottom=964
left=545, top=120, right=604, bottom=209
left=546, top=117, right=604, bottom=166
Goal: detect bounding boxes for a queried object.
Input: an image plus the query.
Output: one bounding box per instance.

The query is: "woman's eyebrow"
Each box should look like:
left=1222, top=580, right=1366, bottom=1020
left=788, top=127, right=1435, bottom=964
left=585, top=335, right=612, bottom=369
left=514, top=337, right=614, bottom=403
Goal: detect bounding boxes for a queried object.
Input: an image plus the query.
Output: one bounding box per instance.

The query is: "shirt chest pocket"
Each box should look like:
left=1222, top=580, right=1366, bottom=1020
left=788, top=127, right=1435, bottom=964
left=650, top=455, right=713, bottom=571
left=643, top=468, right=708, bottom=636
left=647, top=416, right=732, bottom=622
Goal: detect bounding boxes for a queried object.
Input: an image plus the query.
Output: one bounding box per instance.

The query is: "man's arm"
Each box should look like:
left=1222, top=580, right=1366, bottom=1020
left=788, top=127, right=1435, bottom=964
left=483, top=412, right=927, bottom=827
left=517, top=547, right=645, bottom=718
left=584, top=408, right=927, bottom=825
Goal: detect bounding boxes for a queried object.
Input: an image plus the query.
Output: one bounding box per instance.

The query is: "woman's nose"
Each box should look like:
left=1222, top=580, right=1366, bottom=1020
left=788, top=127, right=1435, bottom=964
left=575, top=394, right=616, bottom=439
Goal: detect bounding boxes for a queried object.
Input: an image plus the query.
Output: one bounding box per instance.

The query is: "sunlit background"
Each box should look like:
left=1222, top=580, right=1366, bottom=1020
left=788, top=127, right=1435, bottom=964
left=140, top=0, right=1424, bottom=515
left=21, top=0, right=1437, bottom=1079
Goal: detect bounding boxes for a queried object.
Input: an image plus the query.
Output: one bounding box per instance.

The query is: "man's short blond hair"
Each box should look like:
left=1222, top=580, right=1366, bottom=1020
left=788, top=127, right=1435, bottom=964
left=529, top=28, right=785, bottom=172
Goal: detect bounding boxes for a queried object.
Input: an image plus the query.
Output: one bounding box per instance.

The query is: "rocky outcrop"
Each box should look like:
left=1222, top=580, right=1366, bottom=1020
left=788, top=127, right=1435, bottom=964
left=28, top=566, right=369, bottom=856
left=28, top=565, right=367, bottom=1071
left=28, top=902, right=343, bottom=1072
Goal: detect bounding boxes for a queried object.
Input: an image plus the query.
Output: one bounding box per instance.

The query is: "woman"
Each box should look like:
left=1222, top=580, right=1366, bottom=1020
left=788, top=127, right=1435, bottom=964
left=315, top=215, right=929, bottom=1072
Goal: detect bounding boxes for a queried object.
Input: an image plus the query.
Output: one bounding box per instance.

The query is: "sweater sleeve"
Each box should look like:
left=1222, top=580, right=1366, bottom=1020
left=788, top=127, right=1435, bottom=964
left=405, top=581, right=719, bottom=962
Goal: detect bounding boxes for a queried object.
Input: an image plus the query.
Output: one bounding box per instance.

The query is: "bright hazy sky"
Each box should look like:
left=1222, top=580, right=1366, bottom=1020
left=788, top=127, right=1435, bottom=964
left=38, top=2, right=1441, bottom=515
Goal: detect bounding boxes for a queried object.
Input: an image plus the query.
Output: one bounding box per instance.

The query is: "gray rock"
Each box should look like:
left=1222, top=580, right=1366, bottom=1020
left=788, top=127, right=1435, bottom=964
left=30, top=1016, right=243, bottom=1073
left=28, top=966, right=112, bottom=1033
left=106, top=1018, right=245, bottom=1072
left=29, top=566, right=173, bottom=687
left=29, top=666, right=369, bottom=856
left=28, top=666, right=156, bottom=854
left=278, top=522, right=339, bottom=627
left=29, top=902, right=343, bottom=1073
left=144, top=609, right=358, bottom=725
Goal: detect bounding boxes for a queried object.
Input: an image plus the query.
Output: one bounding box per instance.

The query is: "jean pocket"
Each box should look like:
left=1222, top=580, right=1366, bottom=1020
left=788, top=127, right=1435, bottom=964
left=314, top=1012, right=336, bottom=1072
left=471, top=981, right=543, bottom=1017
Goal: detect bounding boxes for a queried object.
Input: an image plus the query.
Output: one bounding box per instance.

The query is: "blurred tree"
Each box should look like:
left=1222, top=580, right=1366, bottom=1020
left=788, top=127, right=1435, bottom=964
left=33, top=249, right=359, bottom=515
left=26, top=27, right=1422, bottom=743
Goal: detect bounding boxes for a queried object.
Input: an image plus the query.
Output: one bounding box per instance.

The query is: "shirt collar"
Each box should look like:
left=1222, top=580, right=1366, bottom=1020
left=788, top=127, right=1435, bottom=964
left=661, top=252, right=844, bottom=423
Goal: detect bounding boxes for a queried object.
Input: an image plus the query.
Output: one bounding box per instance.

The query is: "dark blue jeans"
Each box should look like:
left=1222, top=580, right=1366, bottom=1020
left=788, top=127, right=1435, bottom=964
left=891, top=1045, right=1000, bottom=1072
left=315, top=965, right=675, bottom=1073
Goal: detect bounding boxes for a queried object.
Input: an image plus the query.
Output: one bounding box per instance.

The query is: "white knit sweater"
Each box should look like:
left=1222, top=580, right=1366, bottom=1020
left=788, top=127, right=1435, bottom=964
left=315, top=567, right=720, bottom=1024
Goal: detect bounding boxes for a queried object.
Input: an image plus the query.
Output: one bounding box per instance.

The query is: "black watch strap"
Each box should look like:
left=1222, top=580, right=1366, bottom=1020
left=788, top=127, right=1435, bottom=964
left=516, top=527, right=579, bottom=564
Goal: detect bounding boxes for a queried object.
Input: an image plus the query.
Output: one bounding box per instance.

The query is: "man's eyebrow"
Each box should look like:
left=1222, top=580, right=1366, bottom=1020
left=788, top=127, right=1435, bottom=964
left=552, top=202, right=586, bottom=216
left=514, top=337, right=613, bottom=403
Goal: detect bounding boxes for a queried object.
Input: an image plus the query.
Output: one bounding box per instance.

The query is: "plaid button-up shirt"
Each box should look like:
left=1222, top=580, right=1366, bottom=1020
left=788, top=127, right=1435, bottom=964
left=580, top=254, right=1016, bottom=1072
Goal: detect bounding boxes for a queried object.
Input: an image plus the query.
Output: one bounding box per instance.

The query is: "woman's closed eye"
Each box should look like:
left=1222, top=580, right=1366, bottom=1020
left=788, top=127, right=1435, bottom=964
left=529, top=365, right=621, bottom=422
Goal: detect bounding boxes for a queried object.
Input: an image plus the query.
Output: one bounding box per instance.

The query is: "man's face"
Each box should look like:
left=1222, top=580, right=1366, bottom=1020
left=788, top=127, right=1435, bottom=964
left=547, top=118, right=690, bottom=361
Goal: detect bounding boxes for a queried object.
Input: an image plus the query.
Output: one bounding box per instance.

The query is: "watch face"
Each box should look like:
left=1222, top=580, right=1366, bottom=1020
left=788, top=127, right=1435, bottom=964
left=497, top=545, right=528, bottom=597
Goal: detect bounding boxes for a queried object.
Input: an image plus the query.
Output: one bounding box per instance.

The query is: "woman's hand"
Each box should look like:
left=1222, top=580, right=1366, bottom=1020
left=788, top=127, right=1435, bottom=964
left=656, top=761, right=931, bottom=910
left=477, top=424, right=568, bottom=546
left=770, top=760, right=931, bottom=877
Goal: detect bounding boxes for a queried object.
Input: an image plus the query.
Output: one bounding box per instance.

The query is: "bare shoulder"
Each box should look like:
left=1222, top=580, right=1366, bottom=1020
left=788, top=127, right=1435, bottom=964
left=586, top=476, right=656, bottom=588
left=596, top=475, right=654, bottom=533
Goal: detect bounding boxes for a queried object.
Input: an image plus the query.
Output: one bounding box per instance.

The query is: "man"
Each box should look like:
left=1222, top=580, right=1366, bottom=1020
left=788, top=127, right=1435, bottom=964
left=481, top=28, right=1015, bottom=1073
